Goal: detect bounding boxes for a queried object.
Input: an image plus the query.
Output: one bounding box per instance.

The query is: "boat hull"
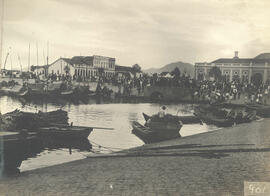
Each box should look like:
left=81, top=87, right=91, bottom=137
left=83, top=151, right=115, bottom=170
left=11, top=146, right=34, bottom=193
left=245, top=103, right=270, bottom=118
left=36, top=126, right=93, bottom=140
left=194, top=105, right=257, bottom=127
left=143, top=113, right=201, bottom=125
left=132, top=121, right=181, bottom=144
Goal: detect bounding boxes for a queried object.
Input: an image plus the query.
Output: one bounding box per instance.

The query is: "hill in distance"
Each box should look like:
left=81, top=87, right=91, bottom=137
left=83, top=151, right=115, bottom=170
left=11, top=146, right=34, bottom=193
left=144, top=61, right=194, bottom=77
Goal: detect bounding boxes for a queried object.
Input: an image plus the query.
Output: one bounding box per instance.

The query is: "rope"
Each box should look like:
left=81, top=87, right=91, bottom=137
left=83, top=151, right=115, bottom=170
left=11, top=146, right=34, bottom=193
left=89, top=140, right=126, bottom=152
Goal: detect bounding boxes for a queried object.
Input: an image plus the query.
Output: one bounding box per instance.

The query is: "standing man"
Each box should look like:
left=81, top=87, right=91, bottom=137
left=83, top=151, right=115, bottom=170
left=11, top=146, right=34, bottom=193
left=158, top=106, right=167, bottom=118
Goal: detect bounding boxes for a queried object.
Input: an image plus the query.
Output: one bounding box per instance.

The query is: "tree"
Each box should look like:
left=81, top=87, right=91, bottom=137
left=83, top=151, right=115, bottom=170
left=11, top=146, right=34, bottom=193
left=132, top=64, right=141, bottom=72
left=209, top=66, right=222, bottom=81
left=64, top=65, right=70, bottom=74
left=30, top=65, right=35, bottom=72
left=170, top=67, right=181, bottom=78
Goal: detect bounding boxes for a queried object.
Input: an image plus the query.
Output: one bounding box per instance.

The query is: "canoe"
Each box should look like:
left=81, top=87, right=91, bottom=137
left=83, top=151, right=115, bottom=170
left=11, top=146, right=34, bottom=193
left=143, top=113, right=201, bottom=124
left=36, top=125, right=93, bottom=140
left=245, top=103, right=270, bottom=118
left=194, top=105, right=257, bottom=127
left=132, top=121, right=181, bottom=144
left=194, top=108, right=234, bottom=127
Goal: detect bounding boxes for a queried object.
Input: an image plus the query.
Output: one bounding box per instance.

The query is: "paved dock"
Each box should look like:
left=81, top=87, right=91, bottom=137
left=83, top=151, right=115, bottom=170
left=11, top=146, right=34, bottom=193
left=0, top=119, right=270, bottom=195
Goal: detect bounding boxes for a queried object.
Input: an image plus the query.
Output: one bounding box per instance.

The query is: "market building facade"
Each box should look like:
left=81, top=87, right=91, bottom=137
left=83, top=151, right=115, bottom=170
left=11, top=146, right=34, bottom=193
left=33, top=55, right=116, bottom=79
left=194, top=52, right=270, bottom=83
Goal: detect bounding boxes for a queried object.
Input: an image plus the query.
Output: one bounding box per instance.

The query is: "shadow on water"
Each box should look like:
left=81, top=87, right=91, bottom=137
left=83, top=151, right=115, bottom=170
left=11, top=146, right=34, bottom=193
left=0, top=136, right=92, bottom=176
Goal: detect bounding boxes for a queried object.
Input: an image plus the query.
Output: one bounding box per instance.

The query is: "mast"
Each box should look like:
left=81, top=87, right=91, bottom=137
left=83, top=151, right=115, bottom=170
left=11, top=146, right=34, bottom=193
left=3, top=51, right=9, bottom=70
left=43, top=48, right=45, bottom=65
left=46, top=41, right=49, bottom=77
left=47, top=41, right=49, bottom=66
left=36, top=41, right=39, bottom=66
left=0, top=0, right=4, bottom=71
left=18, top=54, right=22, bottom=74
left=10, top=52, right=12, bottom=77
left=28, top=43, right=30, bottom=72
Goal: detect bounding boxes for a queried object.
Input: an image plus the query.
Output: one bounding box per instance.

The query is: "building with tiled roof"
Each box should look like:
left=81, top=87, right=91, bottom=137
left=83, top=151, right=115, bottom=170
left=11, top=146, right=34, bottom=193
left=194, top=51, right=270, bottom=83
left=115, top=65, right=143, bottom=78
left=34, top=55, right=116, bottom=79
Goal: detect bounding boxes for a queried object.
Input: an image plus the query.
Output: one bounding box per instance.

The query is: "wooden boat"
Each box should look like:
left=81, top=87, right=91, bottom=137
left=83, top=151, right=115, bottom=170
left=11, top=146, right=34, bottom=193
left=88, top=92, right=96, bottom=97
left=132, top=114, right=183, bottom=144
left=16, top=89, right=29, bottom=97
left=194, top=107, right=234, bottom=127
left=245, top=103, right=270, bottom=118
left=0, top=109, right=68, bottom=131
left=132, top=121, right=182, bottom=144
left=60, top=90, right=74, bottom=96
left=194, top=105, right=257, bottom=127
left=0, top=86, right=28, bottom=98
left=36, top=125, right=93, bottom=140
left=143, top=113, right=202, bottom=124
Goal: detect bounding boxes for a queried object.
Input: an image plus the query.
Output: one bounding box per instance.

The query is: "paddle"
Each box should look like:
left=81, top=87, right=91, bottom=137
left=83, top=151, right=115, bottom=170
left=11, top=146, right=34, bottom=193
left=91, top=127, right=114, bottom=130
left=48, top=123, right=114, bottom=130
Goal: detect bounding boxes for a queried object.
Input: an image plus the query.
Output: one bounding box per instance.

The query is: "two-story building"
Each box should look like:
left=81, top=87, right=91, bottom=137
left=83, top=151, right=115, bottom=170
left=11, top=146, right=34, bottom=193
left=194, top=52, right=270, bottom=83
left=33, top=55, right=116, bottom=79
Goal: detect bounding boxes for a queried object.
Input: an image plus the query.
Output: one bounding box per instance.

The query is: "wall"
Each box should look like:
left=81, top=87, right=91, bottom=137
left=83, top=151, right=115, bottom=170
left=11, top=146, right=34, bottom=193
left=143, top=86, right=193, bottom=101
left=48, top=59, right=75, bottom=76
left=195, top=63, right=270, bottom=82
left=34, top=68, right=45, bottom=75
left=93, top=55, right=115, bottom=71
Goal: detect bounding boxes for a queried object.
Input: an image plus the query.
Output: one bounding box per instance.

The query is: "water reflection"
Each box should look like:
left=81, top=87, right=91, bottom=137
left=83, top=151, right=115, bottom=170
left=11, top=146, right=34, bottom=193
left=1, top=135, right=92, bottom=174
left=0, top=96, right=217, bottom=172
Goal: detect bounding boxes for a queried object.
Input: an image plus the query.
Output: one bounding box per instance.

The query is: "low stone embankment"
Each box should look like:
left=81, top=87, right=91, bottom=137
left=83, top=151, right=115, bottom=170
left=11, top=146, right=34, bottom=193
left=0, top=119, right=270, bottom=195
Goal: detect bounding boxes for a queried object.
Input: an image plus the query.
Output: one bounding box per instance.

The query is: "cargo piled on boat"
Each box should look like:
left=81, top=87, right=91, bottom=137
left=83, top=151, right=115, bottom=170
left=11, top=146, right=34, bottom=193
left=0, top=109, right=68, bottom=131
left=0, top=109, right=113, bottom=140
left=132, top=113, right=183, bottom=144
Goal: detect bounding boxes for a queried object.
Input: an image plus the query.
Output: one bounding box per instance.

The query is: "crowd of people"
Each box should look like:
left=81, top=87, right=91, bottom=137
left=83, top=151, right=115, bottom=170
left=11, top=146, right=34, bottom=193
left=193, top=79, right=270, bottom=104
left=31, top=70, right=270, bottom=104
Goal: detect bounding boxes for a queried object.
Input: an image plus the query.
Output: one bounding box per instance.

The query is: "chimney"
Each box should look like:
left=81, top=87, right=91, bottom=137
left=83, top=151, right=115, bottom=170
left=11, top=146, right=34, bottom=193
left=234, top=51, right=239, bottom=58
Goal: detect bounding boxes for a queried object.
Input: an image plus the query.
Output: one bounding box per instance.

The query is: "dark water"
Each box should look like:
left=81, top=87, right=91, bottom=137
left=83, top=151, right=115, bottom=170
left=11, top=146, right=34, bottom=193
left=0, top=96, right=217, bottom=172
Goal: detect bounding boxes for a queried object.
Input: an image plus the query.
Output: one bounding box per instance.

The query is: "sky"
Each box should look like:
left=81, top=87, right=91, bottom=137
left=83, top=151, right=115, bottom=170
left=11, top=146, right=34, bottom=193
left=0, top=0, right=270, bottom=70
